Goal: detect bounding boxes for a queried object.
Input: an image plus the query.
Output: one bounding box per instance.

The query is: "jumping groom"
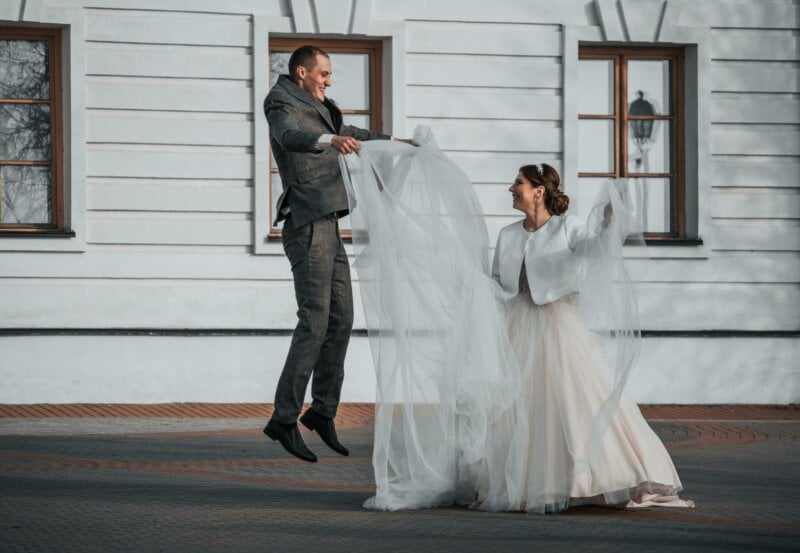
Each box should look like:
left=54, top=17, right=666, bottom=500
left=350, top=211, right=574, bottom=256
left=262, top=45, right=392, bottom=462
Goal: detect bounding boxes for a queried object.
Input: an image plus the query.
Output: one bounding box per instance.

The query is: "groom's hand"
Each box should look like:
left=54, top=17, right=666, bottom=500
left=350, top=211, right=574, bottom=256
left=331, top=135, right=361, bottom=154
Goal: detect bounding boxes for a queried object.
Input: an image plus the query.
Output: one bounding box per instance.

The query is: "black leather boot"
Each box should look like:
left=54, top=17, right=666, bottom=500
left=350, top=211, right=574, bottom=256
left=300, top=408, right=349, bottom=456
left=263, top=419, right=317, bottom=463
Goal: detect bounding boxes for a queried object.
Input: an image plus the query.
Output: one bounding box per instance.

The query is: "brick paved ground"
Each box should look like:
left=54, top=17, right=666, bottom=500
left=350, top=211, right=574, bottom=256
left=0, top=404, right=798, bottom=553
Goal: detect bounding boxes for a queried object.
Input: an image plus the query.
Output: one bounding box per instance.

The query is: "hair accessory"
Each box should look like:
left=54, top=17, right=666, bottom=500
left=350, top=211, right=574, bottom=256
left=536, top=163, right=544, bottom=175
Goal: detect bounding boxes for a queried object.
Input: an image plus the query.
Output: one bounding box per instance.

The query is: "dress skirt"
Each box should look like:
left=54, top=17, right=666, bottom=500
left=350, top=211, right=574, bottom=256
left=475, top=293, right=694, bottom=513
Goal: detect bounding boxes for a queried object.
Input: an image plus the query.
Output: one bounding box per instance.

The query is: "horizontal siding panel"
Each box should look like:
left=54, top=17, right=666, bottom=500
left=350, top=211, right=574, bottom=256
left=709, top=223, right=800, bottom=251
left=711, top=63, right=799, bottom=93
left=713, top=159, right=800, bottom=188
left=711, top=192, right=800, bottom=219
left=681, top=1, right=799, bottom=29
left=629, top=256, right=800, bottom=285
left=711, top=97, right=800, bottom=125
left=86, top=12, right=250, bottom=47
left=711, top=129, right=800, bottom=156
left=86, top=46, right=251, bottom=80
left=2, top=251, right=798, bottom=286
left=0, top=280, right=299, bottom=328
left=83, top=1, right=284, bottom=15
left=2, top=280, right=794, bottom=331
left=408, top=89, right=561, bottom=120
left=87, top=217, right=251, bottom=246
left=407, top=56, right=561, bottom=88
left=374, top=0, right=593, bottom=25
left=711, top=29, right=799, bottom=61
left=475, top=184, right=515, bottom=216
left=87, top=184, right=252, bottom=213
left=87, top=150, right=252, bottom=179
left=86, top=81, right=252, bottom=113
left=486, top=186, right=800, bottom=225
left=636, top=283, right=800, bottom=331
left=447, top=153, right=561, bottom=183
left=485, top=218, right=800, bottom=253
left=0, top=252, right=289, bottom=281
left=407, top=21, right=561, bottom=56
left=87, top=115, right=252, bottom=146
left=428, top=123, right=561, bottom=153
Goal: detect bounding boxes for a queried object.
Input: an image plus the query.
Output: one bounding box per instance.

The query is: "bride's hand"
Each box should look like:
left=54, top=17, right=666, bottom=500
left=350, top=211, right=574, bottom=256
left=603, top=203, right=613, bottom=226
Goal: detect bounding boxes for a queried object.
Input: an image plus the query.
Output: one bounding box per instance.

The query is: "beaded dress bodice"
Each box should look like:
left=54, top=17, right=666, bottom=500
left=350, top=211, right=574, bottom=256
left=518, top=260, right=530, bottom=296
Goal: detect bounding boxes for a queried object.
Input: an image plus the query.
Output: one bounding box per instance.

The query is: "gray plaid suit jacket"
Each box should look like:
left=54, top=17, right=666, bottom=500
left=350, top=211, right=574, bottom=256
left=264, top=74, right=389, bottom=228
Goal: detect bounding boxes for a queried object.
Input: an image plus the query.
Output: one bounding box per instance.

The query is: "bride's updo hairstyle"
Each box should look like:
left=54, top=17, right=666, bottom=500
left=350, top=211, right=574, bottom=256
left=519, top=163, right=569, bottom=216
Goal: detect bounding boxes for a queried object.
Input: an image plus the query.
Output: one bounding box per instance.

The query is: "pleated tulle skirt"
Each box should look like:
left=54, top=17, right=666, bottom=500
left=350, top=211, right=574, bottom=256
left=476, top=293, right=694, bottom=513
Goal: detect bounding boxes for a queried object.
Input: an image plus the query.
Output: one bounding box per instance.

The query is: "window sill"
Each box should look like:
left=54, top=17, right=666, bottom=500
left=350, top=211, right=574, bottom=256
left=0, top=229, right=76, bottom=238
left=644, top=238, right=704, bottom=246
left=625, top=236, right=709, bottom=259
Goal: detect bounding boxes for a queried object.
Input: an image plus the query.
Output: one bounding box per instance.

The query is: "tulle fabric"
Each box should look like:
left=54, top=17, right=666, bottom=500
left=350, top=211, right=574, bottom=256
left=341, top=126, right=691, bottom=512
left=475, top=293, right=693, bottom=513
left=341, top=127, right=520, bottom=510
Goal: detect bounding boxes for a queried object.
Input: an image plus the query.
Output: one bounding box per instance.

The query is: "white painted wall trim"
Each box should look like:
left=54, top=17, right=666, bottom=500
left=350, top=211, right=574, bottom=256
left=368, top=18, right=407, bottom=137
left=252, top=15, right=293, bottom=254
left=0, top=0, right=87, bottom=253
left=2, top=334, right=797, bottom=404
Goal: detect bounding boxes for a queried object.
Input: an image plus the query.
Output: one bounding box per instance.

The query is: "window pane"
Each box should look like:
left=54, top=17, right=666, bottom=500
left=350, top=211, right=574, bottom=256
left=269, top=52, right=290, bottom=89
left=627, top=60, right=671, bottom=115
left=576, top=177, right=670, bottom=234
left=1, top=165, right=51, bottom=224
left=628, top=120, right=671, bottom=173
left=578, top=119, right=614, bottom=173
left=632, top=177, right=671, bottom=233
left=343, top=113, right=370, bottom=129
left=0, top=104, right=51, bottom=161
left=326, top=53, right=369, bottom=111
left=0, top=39, right=50, bottom=100
left=578, top=59, right=614, bottom=115
left=269, top=52, right=370, bottom=112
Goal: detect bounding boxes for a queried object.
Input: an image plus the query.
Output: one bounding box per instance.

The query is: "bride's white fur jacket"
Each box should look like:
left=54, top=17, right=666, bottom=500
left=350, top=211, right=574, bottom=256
left=491, top=215, right=601, bottom=305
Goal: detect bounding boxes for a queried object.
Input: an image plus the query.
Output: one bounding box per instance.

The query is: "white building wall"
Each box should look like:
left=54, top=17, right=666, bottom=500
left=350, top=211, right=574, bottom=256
left=0, top=0, right=798, bottom=404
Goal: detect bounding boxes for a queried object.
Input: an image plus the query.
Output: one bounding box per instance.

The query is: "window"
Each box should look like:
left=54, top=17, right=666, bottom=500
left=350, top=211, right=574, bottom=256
left=0, top=27, right=63, bottom=233
left=577, top=46, right=685, bottom=240
left=267, top=37, right=383, bottom=237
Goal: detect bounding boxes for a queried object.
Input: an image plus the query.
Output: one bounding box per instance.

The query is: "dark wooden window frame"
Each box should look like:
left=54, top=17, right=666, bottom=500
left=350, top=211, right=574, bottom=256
left=0, top=26, right=64, bottom=234
left=578, top=45, right=685, bottom=241
left=267, top=37, right=384, bottom=239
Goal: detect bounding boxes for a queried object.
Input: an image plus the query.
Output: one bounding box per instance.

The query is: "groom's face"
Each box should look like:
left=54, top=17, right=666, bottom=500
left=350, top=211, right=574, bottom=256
left=297, top=54, right=332, bottom=102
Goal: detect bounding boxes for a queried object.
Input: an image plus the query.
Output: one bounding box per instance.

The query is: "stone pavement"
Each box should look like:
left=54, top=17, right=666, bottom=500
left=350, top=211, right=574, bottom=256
left=0, top=404, right=798, bottom=553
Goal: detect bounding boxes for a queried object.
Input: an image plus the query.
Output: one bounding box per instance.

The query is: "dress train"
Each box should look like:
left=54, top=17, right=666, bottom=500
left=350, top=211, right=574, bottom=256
left=475, top=292, right=694, bottom=513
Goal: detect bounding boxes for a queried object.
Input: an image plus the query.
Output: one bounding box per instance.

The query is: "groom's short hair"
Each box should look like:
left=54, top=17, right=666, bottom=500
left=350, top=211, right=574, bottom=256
left=289, top=45, right=329, bottom=82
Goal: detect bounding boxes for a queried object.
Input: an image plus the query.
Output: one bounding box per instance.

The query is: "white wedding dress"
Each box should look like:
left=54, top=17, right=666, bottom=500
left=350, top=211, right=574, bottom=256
left=341, top=126, right=694, bottom=513
left=475, top=261, right=694, bottom=512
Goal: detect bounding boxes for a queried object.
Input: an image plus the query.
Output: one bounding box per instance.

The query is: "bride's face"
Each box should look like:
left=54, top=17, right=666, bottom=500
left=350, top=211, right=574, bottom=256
left=509, top=172, right=538, bottom=212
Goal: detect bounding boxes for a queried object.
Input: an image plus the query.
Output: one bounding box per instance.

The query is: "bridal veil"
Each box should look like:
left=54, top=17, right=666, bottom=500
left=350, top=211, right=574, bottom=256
left=340, top=126, right=644, bottom=511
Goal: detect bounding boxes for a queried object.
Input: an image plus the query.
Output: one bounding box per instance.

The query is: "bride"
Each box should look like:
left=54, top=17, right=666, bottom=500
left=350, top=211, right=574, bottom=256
left=476, top=163, right=694, bottom=512
left=340, top=127, right=693, bottom=513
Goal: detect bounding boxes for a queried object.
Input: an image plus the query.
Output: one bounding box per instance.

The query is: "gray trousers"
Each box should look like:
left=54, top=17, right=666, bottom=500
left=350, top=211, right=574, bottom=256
left=271, top=214, right=354, bottom=424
